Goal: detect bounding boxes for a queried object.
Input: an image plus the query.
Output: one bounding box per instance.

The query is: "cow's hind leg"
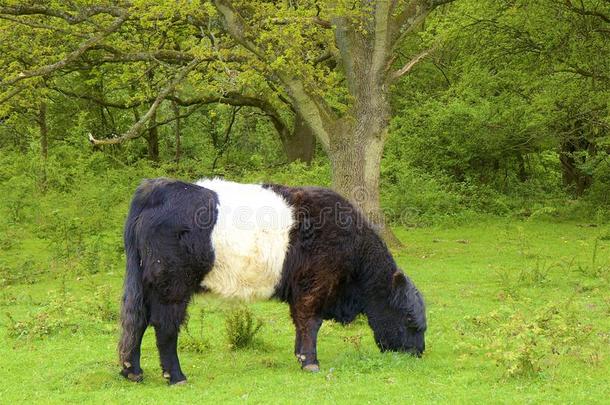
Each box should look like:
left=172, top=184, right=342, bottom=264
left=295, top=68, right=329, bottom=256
left=150, top=299, right=188, bottom=385
left=119, top=317, right=147, bottom=382
left=291, top=301, right=323, bottom=372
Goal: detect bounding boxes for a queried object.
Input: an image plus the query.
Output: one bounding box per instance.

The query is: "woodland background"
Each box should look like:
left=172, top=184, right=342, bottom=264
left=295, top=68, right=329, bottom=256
left=0, top=0, right=608, bottom=236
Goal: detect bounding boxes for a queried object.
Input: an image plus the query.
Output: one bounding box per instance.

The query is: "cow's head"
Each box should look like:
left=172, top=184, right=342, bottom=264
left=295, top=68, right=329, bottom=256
left=369, top=271, right=427, bottom=356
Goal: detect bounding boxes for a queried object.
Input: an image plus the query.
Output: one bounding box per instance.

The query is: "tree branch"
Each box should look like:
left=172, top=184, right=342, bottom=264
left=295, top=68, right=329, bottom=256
left=389, top=47, right=434, bottom=82
left=214, top=0, right=333, bottom=150
left=269, top=16, right=332, bottom=29
left=1, top=11, right=129, bottom=87
left=0, top=85, right=25, bottom=105
left=213, top=0, right=266, bottom=60
left=88, top=59, right=199, bottom=145
left=0, top=14, right=87, bottom=36
left=371, top=0, right=393, bottom=77
left=564, top=1, right=610, bottom=24
left=212, top=106, right=241, bottom=171
left=390, top=0, right=456, bottom=47
left=0, top=4, right=126, bottom=24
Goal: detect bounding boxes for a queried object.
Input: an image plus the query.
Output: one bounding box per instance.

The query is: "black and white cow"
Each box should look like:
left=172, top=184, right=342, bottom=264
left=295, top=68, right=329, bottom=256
left=118, top=178, right=427, bottom=385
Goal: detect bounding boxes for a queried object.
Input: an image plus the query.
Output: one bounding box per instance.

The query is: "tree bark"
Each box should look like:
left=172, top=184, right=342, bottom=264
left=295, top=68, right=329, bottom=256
left=146, top=108, right=160, bottom=162
left=38, top=102, right=48, bottom=159
left=284, top=113, right=315, bottom=164
left=328, top=97, right=401, bottom=247
left=172, top=99, right=181, bottom=163
left=559, top=136, right=593, bottom=197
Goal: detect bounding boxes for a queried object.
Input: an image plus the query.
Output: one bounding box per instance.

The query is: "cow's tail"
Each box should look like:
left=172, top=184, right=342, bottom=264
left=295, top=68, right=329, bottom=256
left=118, top=186, right=148, bottom=366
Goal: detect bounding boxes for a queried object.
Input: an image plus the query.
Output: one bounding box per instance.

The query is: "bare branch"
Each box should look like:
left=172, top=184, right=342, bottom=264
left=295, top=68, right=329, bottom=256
left=88, top=59, right=200, bottom=146
left=94, top=49, right=196, bottom=64
left=146, top=104, right=204, bottom=132
left=554, top=66, right=610, bottom=82
left=389, top=47, right=434, bottom=82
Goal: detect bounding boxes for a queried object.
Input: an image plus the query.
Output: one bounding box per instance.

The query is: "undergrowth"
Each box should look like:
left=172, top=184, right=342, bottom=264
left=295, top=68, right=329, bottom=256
left=456, top=301, right=598, bottom=378
left=225, top=306, right=263, bottom=350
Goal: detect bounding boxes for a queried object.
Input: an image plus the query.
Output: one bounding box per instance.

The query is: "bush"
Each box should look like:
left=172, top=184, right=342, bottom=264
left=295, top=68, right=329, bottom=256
left=225, top=306, right=263, bottom=350
left=381, top=160, right=469, bottom=226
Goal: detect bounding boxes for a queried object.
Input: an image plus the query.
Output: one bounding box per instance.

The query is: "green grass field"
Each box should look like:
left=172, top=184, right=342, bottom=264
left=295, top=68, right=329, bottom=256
left=1, top=219, right=609, bottom=404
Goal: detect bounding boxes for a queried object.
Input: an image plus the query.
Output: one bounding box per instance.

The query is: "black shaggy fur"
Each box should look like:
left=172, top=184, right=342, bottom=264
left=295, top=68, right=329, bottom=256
left=118, top=178, right=217, bottom=384
left=265, top=185, right=426, bottom=367
left=118, top=179, right=426, bottom=385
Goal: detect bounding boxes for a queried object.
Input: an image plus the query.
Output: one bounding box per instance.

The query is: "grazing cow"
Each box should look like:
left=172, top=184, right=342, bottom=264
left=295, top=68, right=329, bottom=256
left=119, top=178, right=427, bottom=385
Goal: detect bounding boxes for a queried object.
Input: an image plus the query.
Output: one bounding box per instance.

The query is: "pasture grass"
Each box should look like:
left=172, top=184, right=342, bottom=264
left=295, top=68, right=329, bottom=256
left=1, top=219, right=609, bottom=404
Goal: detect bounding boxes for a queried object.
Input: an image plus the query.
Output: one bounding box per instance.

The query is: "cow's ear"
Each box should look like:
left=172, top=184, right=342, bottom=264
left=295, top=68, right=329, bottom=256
left=390, top=271, right=409, bottom=309
left=392, top=271, right=408, bottom=292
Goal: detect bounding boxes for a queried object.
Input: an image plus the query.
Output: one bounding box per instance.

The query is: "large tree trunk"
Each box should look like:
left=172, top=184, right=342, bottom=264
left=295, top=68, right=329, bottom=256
left=329, top=98, right=401, bottom=247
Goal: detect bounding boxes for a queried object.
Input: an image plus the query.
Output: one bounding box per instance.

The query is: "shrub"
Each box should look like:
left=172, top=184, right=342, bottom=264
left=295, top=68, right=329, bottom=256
left=180, top=308, right=210, bottom=353
left=457, top=303, right=596, bottom=378
left=82, top=284, right=119, bottom=324
left=225, top=306, right=263, bottom=350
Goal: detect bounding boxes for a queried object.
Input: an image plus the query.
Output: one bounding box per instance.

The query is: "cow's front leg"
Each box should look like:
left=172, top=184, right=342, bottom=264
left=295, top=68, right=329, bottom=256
left=292, top=314, right=323, bottom=372
left=150, top=300, right=188, bottom=385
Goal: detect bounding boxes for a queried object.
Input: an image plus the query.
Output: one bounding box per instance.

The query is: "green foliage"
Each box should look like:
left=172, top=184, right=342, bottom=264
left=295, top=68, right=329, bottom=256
left=384, top=0, right=610, bottom=220
left=225, top=306, right=263, bottom=350
left=5, top=287, right=80, bottom=340
left=180, top=308, right=211, bottom=354
left=4, top=282, right=119, bottom=341
left=459, top=303, right=597, bottom=378
left=1, top=1, right=609, bottom=399
left=1, top=174, right=34, bottom=224
left=241, top=159, right=331, bottom=187
left=573, top=238, right=610, bottom=281
left=0, top=256, right=42, bottom=287
left=81, top=284, right=120, bottom=324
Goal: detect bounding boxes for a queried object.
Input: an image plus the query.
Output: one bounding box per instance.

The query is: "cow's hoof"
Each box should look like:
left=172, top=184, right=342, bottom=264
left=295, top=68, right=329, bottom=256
left=302, top=364, right=320, bottom=373
left=170, top=378, right=187, bottom=386
left=120, top=369, right=143, bottom=382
